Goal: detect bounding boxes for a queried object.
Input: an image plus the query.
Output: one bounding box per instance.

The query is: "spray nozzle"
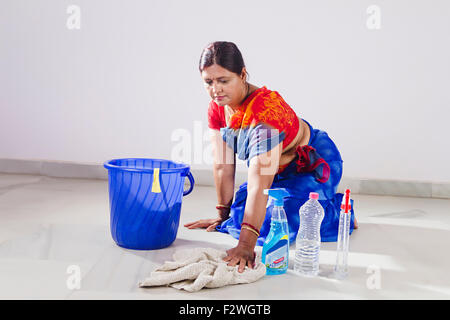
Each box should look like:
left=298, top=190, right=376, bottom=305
left=340, top=189, right=352, bottom=213
left=263, top=188, right=289, bottom=206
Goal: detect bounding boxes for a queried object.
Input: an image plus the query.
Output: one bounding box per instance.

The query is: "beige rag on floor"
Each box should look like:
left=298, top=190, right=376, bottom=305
left=139, top=247, right=266, bottom=292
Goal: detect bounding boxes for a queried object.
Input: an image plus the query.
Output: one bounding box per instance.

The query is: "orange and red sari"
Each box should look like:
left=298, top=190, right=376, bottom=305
left=208, top=85, right=328, bottom=181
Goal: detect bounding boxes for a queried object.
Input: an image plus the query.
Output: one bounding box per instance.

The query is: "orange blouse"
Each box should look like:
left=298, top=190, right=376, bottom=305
left=207, top=85, right=300, bottom=152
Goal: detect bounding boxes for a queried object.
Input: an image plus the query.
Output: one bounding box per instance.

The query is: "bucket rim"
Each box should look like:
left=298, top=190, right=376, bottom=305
left=103, top=158, right=190, bottom=174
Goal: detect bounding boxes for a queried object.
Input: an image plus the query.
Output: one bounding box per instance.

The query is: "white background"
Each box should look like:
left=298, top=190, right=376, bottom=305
left=1, top=0, right=449, bottom=183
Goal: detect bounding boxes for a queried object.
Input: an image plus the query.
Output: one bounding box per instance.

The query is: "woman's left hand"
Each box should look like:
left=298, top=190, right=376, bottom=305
left=223, top=243, right=256, bottom=273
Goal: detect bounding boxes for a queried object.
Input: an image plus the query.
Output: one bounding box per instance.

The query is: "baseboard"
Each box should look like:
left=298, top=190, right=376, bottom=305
left=0, top=158, right=449, bottom=199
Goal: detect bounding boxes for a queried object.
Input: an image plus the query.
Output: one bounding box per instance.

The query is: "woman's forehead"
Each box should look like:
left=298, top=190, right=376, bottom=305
left=201, top=64, right=234, bottom=80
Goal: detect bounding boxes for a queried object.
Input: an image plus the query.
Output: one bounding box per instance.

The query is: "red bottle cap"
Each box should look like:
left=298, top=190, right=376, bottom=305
left=340, top=189, right=351, bottom=213
left=309, top=192, right=319, bottom=200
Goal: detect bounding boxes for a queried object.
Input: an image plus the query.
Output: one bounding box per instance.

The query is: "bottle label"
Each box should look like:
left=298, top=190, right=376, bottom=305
left=265, top=241, right=288, bottom=270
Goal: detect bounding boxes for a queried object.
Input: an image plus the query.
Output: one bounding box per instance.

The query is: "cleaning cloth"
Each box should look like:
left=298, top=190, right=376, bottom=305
left=139, top=247, right=266, bottom=292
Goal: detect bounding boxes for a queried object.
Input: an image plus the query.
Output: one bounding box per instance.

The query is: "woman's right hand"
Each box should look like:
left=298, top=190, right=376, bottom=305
left=184, top=217, right=224, bottom=232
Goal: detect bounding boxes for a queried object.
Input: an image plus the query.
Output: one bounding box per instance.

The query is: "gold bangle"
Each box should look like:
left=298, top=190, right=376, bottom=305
left=241, top=225, right=260, bottom=238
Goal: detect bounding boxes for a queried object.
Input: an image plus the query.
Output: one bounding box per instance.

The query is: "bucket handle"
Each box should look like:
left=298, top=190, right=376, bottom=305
left=183, top=171, right=195, bottom=196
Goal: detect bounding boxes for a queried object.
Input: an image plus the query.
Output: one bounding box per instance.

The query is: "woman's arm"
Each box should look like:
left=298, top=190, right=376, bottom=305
left=184, top=129, right=236, bottom=230
left=212, top=130, right=236, bottom=220
left=223, top=141, right=282, bottom=272
left=243, top=142, right=281, bottom=231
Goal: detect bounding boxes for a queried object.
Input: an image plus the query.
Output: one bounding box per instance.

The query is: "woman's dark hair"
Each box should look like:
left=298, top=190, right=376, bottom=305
left=199, top=41, right=249, bottom=79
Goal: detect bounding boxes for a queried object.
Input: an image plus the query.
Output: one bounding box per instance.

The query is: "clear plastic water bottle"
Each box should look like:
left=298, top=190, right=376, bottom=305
left=294, top=192, right=325, bottom=276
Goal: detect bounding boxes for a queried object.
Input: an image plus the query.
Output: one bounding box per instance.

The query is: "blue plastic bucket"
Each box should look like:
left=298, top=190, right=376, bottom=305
left=103, top=158, right=194, bottom=250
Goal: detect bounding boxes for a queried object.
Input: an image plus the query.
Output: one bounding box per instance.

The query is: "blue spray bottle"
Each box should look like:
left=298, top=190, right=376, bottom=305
left=261, top=188, right=290, bottom=275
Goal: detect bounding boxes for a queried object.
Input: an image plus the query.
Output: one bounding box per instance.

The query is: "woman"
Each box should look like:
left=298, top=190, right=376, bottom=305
left=185, top=41, right=357, bottom=273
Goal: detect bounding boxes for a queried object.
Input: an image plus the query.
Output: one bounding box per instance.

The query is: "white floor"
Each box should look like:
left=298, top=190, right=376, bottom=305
left=0, top=173, right=449, bottom=300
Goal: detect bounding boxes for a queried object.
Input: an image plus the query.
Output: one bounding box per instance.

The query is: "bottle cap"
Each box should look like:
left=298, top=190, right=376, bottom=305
left=309, top=192, right=319, bottom=200
left=340, top=189, right=351, bottom=213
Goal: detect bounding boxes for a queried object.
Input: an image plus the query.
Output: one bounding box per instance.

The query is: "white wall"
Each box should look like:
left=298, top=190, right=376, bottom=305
left=1, top=0, right=449, bottom=183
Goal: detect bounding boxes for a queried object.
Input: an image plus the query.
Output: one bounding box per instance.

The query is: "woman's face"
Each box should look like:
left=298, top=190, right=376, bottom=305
left=201, top=64, right=247, bottom=109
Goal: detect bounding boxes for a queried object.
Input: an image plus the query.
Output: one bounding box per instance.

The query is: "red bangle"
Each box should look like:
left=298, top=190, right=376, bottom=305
left=241, top=222, right=260, bottom=236
left=216, top=205, right=231, bottom=210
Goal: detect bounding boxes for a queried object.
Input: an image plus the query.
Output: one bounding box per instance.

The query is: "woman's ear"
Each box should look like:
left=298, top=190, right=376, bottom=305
left=241, top=67, right=247, bottom=81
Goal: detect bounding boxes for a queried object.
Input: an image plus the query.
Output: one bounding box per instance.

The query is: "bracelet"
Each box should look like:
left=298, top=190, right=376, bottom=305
left=241, top=222, right=259, bottom=234
left=216, top=204, right=231, bottom=210
left=241, top=225, right=260, bottom=238
left=241, top=222, right=260, bottom=237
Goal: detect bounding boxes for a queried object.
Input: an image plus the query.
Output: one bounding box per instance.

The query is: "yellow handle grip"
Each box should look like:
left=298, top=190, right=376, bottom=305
left=151, top=168, right=161, bottom=193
